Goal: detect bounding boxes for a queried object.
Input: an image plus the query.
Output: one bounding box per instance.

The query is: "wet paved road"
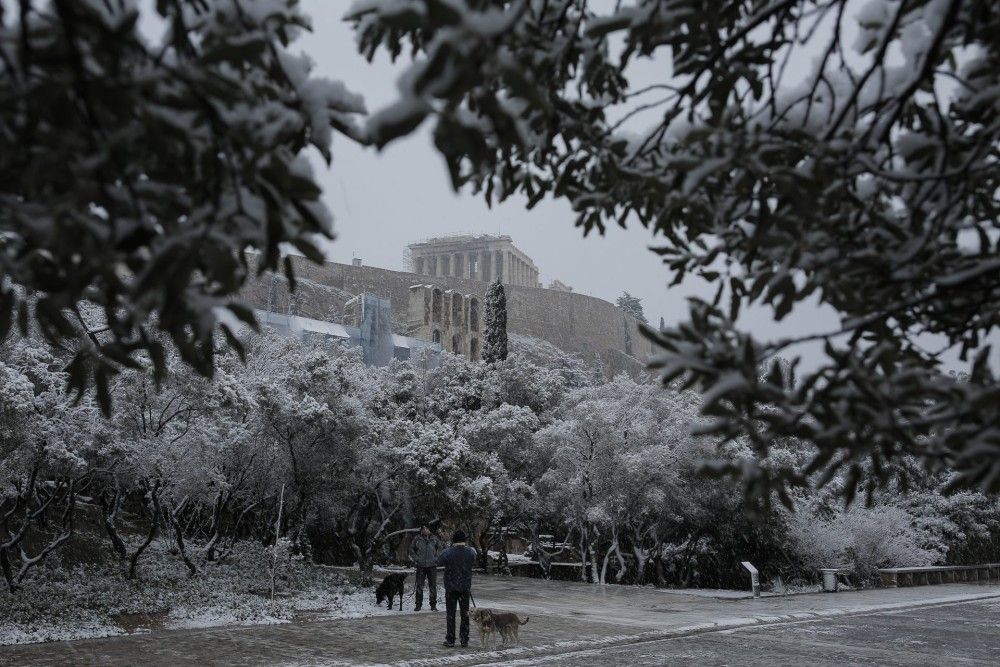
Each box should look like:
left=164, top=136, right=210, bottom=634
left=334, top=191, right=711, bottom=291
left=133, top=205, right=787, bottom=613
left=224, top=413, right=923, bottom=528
left=1, top=577, right=998, bottom=666
left=493, top=598, right=1000, bottom=666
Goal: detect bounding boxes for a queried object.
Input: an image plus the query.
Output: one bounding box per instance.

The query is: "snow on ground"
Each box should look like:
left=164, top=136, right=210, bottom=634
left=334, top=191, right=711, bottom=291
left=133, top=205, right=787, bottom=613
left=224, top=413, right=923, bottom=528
left=0, top=620, right=127, bottom=647
left=0, top=539, right=409, bottom=645
left=486, top=551, right=535, bottom=566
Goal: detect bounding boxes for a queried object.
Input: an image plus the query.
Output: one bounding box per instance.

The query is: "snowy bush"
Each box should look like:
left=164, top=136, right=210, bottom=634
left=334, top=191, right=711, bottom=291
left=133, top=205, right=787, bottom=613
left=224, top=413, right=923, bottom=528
left=787, top=504, right=945, bottom=584
left=0, top=539, right=387, bottom=645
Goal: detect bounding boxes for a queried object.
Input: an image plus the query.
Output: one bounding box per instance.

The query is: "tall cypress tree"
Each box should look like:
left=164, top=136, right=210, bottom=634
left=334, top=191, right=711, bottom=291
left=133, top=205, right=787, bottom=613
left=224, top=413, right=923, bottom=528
left=482, top=279, right=508, bottom=363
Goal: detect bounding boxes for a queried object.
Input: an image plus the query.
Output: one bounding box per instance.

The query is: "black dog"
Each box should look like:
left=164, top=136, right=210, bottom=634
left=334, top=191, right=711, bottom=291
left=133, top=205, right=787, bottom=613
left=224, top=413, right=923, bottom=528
left=374, top=572, right=407, bottom=611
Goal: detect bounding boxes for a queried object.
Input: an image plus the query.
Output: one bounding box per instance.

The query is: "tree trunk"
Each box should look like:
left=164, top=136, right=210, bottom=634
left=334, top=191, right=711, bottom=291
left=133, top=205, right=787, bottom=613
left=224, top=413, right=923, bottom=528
left=270, top=484, right=285, bottom=599
left=166, top=498, right=197, bottom=577
left=652, top=535, right=666, bottom=587
left=613, top=541, right=626, bottom=583
left=633, top=545, right=648, bottom=586
left=172, top=522, right=197, bottom=577
left=477, top=518, right=493, bottom=572
left=99, top=485, right=128, bottom=563
left=601, top=531, right=625, bottom=585
left=353, top=542, right=374, bottom=583
left=1, top=476, right=77, bottom=593
left=128, top=483, right=161, bottom=579
left=204, top=492, right=225, bottom=562
left=588, top=531, right=600, bottom=585
left=498, top=527, right=510, bottom=575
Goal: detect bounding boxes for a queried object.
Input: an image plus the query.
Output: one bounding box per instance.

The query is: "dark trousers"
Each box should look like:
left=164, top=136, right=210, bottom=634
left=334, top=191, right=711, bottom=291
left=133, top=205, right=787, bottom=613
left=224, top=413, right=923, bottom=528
left=445, top=590, right=470, bottom=645
left=414, top=566, right=437, bottom=608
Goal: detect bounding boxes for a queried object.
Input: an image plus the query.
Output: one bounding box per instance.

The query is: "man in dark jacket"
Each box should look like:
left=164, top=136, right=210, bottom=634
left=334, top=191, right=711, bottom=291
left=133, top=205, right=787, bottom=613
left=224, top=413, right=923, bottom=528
left=435, top=529, right=477, bottom=648
left=409, top=521, right=443, bottom=611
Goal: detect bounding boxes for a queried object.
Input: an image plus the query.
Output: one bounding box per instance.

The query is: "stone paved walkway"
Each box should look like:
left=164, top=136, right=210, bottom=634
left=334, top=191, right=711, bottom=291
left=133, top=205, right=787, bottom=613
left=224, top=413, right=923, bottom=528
left=487, top=598, right=1000, bottom=666
left=2, top=576, right=999, bottom=666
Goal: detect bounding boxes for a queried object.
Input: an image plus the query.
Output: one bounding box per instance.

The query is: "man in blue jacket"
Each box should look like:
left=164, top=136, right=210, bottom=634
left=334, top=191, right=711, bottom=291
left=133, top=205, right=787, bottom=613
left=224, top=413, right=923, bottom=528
left=435, top=529, right=477, bottom=648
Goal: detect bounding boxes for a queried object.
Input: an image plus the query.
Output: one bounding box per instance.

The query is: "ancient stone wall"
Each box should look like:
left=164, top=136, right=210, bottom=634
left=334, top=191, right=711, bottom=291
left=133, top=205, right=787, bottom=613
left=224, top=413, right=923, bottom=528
left=242, top=256, right=653, bottom=376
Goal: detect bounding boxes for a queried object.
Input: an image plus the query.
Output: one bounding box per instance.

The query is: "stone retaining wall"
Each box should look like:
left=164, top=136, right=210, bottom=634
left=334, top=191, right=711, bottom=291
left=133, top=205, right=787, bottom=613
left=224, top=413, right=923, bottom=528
left=242, top=256, right=652, bottom=376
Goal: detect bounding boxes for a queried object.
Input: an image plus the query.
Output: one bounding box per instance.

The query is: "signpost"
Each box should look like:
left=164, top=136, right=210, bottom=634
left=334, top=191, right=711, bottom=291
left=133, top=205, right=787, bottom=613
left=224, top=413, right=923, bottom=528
left=741, top=561, right=760, bottom=598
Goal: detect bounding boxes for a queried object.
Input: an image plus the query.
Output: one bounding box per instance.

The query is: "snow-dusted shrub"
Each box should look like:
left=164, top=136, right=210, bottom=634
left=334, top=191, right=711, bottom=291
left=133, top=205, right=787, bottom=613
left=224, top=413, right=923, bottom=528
left=787, top=504, right=944, bottom=584
left=0, top=538, right=391, bottom=645
left=508, top=334, right=594, bottom=389
left=902, top=491, right=1000, bottom=565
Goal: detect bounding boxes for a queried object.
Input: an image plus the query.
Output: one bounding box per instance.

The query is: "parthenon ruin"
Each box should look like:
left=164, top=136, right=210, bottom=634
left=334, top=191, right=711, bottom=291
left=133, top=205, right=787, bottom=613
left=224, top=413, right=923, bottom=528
left=408, top=234, right=540, bottom=288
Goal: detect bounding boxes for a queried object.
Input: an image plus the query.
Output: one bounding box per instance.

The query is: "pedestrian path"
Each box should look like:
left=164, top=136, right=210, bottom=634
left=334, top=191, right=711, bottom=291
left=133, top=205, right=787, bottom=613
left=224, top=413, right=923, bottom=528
left=1, top=576, right=997, bottom=666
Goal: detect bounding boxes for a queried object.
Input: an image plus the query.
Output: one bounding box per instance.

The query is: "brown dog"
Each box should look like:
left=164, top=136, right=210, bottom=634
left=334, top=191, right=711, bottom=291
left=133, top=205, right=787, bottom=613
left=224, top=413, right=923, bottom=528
left=470, top=608, right=529, bottom=647
left=490, top=610, right=529, bottom=644
left=470, top=608, right=499, bottom=648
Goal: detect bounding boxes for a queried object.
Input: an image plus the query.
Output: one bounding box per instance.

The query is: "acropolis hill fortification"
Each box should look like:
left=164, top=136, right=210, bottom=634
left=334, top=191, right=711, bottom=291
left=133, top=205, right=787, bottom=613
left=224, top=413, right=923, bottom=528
left=243, top=235, right=652, bottom=375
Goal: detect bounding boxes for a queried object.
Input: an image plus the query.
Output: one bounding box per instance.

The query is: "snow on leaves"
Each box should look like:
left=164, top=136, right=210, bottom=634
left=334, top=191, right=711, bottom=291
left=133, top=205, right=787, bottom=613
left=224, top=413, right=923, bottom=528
left=0, top=0, right=365, bottom=410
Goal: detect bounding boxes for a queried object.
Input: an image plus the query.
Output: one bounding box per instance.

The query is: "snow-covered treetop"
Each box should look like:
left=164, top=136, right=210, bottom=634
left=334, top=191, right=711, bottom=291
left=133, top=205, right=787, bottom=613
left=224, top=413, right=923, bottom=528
left=616, top=292, right=646, bottom=324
